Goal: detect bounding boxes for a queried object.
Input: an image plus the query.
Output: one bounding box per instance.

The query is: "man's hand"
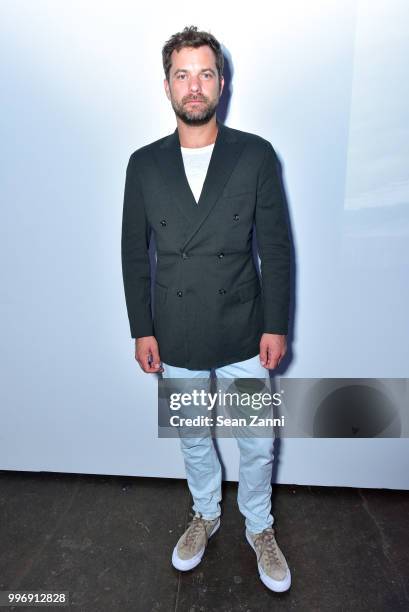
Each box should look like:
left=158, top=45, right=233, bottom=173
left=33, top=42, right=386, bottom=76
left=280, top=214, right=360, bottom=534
left=259, top=333, right=287, bottom=370
left=135, top=336, right=163, bottom=373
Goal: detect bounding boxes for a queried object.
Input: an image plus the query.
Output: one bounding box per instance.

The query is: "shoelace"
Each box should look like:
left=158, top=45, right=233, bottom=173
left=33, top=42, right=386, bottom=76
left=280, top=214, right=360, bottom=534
left=253, top=528, right=281, bottom=566
left=184, top=515, right=211, bottom=551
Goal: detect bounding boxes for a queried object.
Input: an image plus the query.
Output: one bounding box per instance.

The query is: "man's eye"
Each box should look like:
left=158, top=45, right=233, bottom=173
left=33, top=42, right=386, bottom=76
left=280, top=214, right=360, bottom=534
left=177, top=74, right=186, bottom=79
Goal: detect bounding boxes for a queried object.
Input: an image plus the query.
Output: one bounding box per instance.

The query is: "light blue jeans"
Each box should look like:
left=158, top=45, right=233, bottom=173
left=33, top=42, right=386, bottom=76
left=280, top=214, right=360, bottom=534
left=162, top=354, right=275, bottom=534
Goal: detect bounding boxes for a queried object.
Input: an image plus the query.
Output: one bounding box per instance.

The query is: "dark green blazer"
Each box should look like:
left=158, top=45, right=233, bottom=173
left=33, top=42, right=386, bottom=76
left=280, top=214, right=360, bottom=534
left=121, top=119, right=291, bottom=370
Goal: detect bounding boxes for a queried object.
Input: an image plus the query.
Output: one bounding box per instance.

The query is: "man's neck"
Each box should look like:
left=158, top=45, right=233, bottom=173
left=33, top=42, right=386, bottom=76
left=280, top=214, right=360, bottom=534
left=176, top=117, right=218, bottom=149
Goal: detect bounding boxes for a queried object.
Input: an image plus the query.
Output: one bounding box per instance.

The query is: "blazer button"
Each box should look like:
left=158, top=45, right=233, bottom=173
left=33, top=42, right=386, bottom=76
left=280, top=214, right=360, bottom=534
left=218, top=288, right=226, bottom=295
left=218, top=253, right=224, bottom=259
left=177, top=290, right=183, bottom=297
left=181, top=252, right=188, bottom=259
left=160, top=219, right=167, bottom=226
left=233, top=214, right=239, bottom=221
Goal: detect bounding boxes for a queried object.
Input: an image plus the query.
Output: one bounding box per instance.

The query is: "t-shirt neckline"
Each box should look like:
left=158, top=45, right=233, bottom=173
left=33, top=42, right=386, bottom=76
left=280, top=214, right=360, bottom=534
left=180, top=142, right=215, bottom=153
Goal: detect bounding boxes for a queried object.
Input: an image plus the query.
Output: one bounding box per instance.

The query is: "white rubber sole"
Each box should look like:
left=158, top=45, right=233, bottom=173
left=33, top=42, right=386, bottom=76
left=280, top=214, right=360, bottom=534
left=172, top=518, right=220, bottom=571
left=246, top=530, right=292, bottom=592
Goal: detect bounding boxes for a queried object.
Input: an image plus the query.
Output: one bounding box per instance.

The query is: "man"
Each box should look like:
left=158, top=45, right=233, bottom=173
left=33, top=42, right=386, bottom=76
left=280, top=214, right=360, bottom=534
left=121, top=26, right=292, bottom=592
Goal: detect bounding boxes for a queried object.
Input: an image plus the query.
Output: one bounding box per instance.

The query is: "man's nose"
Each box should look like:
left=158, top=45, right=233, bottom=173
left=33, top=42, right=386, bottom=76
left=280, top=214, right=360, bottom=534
left=189, top=76, right=201, bottom=92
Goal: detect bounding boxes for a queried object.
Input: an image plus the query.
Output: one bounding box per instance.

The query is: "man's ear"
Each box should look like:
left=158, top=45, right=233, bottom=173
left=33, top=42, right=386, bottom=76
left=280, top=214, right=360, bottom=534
left=219, top=75, right=225, bottom=97
left=164, top=78, right=171, bottom=100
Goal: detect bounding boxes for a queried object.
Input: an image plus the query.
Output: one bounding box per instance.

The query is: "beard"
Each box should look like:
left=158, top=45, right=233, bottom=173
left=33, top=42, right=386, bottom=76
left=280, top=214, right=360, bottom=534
left=170, top=93, right=219, bottom=126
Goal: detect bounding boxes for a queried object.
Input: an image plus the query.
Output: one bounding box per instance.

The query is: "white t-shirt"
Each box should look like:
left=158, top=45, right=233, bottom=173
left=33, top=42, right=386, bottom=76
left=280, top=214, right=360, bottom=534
left=180, top=143, right=215, bottom=204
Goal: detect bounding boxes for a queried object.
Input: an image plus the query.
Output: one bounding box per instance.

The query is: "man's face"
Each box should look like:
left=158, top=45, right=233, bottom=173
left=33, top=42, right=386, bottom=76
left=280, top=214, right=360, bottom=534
left=164, top=45, right=224, bottom=126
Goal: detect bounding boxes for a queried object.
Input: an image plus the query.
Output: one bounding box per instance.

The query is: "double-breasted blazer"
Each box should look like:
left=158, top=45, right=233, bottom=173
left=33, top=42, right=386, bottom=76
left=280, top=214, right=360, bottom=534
left=121, top=119, right=291, bottom=370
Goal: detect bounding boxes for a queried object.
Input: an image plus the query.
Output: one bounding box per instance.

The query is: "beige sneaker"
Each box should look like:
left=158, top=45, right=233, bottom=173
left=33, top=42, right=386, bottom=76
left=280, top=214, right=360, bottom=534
left=246, top=526, right=291, bottom=592
left=172, top=512, right=220, bottom=571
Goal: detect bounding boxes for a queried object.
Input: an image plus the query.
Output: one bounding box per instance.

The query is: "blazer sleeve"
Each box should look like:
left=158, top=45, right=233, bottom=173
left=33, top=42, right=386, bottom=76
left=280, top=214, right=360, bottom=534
left=255, top=142, right=291, bottom=335
left=121, top=153, right=154, bottom=339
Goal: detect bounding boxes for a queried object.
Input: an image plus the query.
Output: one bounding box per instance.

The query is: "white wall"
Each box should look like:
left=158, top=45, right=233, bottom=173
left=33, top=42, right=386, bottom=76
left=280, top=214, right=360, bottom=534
left=1, top=0, right=408, bottom=488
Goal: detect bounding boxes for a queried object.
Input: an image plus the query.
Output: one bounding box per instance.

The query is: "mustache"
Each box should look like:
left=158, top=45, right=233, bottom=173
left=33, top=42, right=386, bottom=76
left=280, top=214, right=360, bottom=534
left=184, top=96, right=207, bottom=102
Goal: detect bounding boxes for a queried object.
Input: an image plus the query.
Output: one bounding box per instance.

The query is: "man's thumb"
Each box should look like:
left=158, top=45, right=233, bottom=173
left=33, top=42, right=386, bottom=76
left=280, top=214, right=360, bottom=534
left=259, top=343, right=267, bottom=366
left=151, top=343, right=161, bottom=367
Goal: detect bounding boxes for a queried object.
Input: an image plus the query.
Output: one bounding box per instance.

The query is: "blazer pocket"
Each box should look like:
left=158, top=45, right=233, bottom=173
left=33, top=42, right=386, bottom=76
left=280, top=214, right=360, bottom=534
left=238, top=278, right=261, bottom=303
left=222, top=190, right=254, bottom=199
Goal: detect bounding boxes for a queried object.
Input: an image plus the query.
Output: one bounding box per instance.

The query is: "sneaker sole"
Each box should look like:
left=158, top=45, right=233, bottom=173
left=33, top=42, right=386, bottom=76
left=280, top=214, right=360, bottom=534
left=172, top=518, right=220, bottom=572
left=245, top=530, right=291, bottom=592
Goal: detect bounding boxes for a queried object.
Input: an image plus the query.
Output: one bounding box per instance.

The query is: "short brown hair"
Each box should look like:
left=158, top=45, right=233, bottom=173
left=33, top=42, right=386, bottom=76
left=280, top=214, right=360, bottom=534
left=162, top=25, right=224, bottom=83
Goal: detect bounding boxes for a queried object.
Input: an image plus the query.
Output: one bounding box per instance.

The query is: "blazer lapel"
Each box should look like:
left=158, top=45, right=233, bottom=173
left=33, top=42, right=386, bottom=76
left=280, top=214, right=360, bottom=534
left=153, top=127, right=198, bottom=225
left=153, top=119, right=246, bottom=249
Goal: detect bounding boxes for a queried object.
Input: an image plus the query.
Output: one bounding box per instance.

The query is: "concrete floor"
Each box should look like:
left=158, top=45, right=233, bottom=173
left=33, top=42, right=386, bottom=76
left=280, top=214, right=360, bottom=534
left=0, top=471, right=408, bottom=611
